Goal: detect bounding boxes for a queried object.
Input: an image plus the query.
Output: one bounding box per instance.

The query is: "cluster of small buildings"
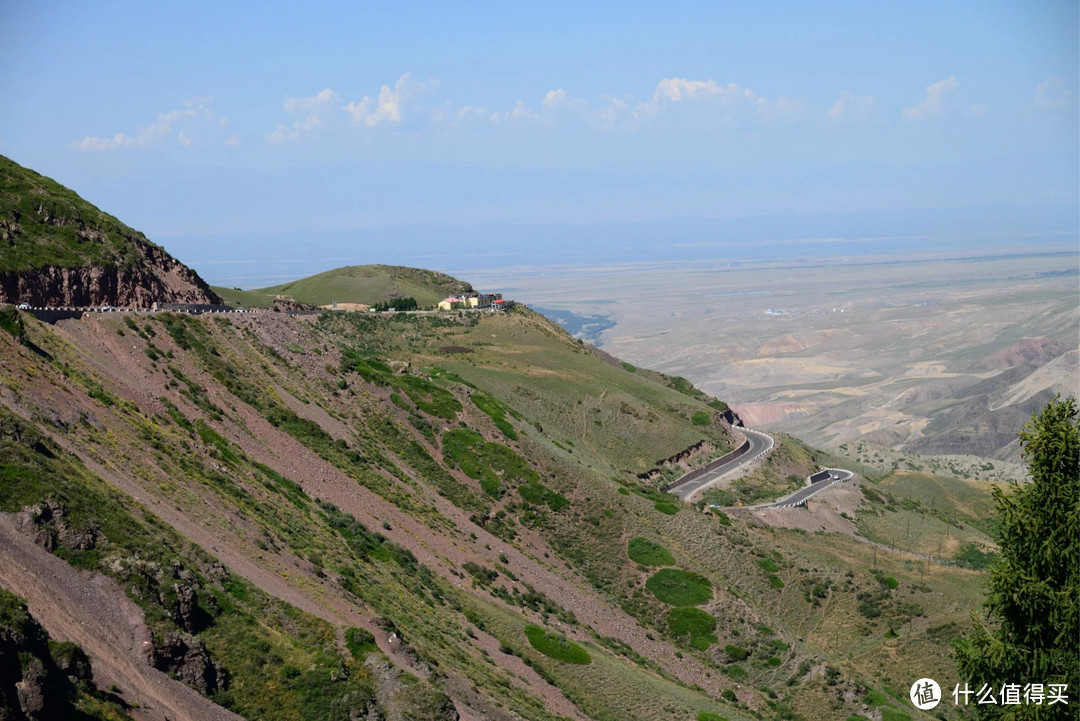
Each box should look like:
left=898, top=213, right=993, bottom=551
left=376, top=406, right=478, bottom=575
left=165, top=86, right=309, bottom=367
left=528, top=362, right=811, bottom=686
left=437, top=292, right=512, bottom=311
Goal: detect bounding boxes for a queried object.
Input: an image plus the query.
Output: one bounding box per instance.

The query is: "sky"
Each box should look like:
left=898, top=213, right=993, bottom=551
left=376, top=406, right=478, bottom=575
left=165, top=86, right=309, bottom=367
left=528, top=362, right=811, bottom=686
left=1, top=1, right=1077, bottom=287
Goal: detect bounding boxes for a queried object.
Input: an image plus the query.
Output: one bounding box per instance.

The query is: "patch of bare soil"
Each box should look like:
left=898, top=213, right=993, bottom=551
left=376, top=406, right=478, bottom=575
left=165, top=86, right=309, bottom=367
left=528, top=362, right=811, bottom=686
left=975, top=337, right=1069, bottom=371
left=466, top=627, right=589, bottom=721
left=0, top=514, right=242, bottom=721
left=733, top=401, right=812, bottom=427
left=747, top=481, right=862, bottom=536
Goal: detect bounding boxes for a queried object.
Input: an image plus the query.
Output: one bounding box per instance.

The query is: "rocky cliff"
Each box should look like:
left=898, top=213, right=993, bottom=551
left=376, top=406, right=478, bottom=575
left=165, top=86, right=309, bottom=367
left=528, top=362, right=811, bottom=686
left=0, top=239, right=220, bottom=308
left=0, top=154, right=220, bottom=308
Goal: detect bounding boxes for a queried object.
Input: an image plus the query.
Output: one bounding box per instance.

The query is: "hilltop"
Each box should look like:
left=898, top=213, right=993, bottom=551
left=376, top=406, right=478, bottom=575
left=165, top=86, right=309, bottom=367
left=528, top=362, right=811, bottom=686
left=0, top=154, right=220, bottom=308
left=212, top=265, right=474, bottom=309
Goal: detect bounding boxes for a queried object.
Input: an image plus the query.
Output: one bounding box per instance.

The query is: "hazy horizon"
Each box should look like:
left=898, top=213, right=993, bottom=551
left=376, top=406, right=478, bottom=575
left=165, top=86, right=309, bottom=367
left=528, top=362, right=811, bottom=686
left=2, top=1, right=1077, bottom=287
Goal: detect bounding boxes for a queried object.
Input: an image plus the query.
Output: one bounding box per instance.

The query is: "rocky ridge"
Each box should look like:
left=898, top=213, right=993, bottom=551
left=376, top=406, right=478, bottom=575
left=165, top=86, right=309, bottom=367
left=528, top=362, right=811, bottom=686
left=0, top=154, right=220, bottom=308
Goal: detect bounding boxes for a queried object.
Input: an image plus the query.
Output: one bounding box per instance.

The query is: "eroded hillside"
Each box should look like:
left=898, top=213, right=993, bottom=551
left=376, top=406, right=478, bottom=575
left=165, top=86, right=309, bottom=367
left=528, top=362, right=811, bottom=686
left=0, top=305, right=987, bottom=721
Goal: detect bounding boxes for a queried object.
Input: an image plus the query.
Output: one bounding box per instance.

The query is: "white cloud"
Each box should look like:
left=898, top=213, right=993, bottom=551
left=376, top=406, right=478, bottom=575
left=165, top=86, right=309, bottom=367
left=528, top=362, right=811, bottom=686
left=342, top=74, right=436, bottom=128
left=261, top=88, right=340, bottom=142
left=652, top=78, right=725, bottom=103
left=827, top=91, right=875, bottom=122
left=1034, top=76, right=1077, bottom=109
left=902, top=77, right=959, bottom=121
left=73, top=97, right=225, bottom=151
left=224, top=134, right=240, bottom=146
left=450, top=105, right=491, bottom=127
left=542, top=88, right=587, bottom=111
left=265, top=114, right=322, bottom=143
left=76, top=133, right=130, bottom=151
left=284, top=88, right=339, bottom=113
left=635, top=77, right=801, bottom=123
left=457, top=105, right=488, bottom=119
left=766, top=95, right=806, bottom=122
left=491, top=100, right=539, bottom=124
left=597, top=96, right=629, bottom=130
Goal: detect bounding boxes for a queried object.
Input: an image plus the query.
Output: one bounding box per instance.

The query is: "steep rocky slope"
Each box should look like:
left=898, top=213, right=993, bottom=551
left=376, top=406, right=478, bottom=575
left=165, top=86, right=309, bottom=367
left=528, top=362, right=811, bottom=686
left=0, top=303, right=988, bottom=721
left=0, top=155, right=220, bottom=307
left=0, top=585, right=131, bottom=720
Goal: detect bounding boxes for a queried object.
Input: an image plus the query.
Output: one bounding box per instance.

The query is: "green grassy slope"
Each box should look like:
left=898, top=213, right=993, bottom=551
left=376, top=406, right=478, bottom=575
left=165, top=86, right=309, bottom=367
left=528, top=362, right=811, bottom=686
left=0, top=154, right=164, bottom=273
left=874, top=470, right=1004, bottom=533
left=208, top=285, right=278, bottom=308
left=0, top=297, right=990, bottom=721
left=243, top=265, right=477, bottom=307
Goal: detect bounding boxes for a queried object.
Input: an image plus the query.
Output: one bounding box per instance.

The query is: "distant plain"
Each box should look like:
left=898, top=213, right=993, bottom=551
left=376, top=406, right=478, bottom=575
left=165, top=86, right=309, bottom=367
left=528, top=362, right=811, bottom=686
left=464, top=245, right=1079, bottom=466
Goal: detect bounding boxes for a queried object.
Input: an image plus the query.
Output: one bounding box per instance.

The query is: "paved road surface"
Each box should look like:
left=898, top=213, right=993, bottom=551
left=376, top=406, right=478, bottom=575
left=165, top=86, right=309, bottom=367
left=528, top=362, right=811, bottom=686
left=670, top=428, right=774, bottom=500
left=755, top=468, right=854, bottom=509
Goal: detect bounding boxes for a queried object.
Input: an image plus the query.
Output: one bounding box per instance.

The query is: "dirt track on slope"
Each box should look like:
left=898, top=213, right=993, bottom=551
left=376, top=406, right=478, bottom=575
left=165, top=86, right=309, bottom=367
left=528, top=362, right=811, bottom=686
left=0, top=514, right=242, bottom=721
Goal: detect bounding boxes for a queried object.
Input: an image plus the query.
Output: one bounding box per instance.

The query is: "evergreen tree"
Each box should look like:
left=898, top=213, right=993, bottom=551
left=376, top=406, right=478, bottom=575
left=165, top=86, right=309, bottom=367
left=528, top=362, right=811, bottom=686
left=952, top=396, right=1079, bottom=719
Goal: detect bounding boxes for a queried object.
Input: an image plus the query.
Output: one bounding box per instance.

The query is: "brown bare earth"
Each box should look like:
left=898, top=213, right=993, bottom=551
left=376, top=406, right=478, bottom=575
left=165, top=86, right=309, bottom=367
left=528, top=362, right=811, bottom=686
left=0, top=514, right=242, bottom=721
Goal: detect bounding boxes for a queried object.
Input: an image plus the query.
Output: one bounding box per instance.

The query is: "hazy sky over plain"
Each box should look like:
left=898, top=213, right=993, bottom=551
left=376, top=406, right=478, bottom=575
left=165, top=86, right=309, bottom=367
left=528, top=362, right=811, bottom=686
left=1, top=1, right=1077, bottom=285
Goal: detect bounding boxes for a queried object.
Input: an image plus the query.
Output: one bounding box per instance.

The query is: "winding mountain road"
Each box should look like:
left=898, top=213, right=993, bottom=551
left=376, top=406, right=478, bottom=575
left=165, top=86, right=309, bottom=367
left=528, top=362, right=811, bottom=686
left=756, top=468, right=854, bottom=509
left=666, top=427, right=853, bottom=509
left=669, top=428, right=774, bottom=501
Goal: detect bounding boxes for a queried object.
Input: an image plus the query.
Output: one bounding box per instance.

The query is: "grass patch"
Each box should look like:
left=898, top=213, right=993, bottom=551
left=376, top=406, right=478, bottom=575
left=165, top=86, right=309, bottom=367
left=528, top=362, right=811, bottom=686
left=666, top=608, right=717, bottom=650
left=518, top=482, right=570, bottom=511
left=393, top=374, right=462, bottom=420
left=654, top=501, right=680, bottom=515
left=524, top=625, right=591, bottom=665
left=691, top=411, right=711, bottom=426
left=471, top=393, right=518, bottom=440
left=724, top=645, right=748, bottom=662
left=627, top=537, right=676, bottom=567
left=955, top=542, right=996, bottom=570
left=344, top=627, right=378, bottom=660
left=441, top=428, right=540, bottom=500
left=757, top=557, right=779, bottom=573
left=645, top=569, right=713, bottom=606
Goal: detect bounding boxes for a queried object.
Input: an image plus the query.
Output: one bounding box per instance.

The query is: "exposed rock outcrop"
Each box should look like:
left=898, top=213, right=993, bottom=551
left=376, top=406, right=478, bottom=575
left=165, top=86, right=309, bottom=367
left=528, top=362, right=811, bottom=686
left=637, top=439, right=718, bottom=481
left=0, top=236, right=220, bottom=308
left=14, top=499, right=100, bottom=553
left=364, top=653, right=458, bottom=721
left=1, top=153, right=221, bottom=308
left=152, top=632, right=225, bottom=696
left=0, top=588, right=96, bottom=721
